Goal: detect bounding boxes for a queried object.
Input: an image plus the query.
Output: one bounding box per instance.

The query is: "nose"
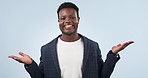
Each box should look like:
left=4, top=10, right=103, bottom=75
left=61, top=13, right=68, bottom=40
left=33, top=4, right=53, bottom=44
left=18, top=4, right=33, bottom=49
left=65, top=17, right=71, bottom=24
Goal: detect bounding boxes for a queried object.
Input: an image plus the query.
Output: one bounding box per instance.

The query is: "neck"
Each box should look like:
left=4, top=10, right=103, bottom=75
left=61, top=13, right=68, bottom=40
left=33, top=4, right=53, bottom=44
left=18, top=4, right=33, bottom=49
left=60, top=33, right=80, bottom=42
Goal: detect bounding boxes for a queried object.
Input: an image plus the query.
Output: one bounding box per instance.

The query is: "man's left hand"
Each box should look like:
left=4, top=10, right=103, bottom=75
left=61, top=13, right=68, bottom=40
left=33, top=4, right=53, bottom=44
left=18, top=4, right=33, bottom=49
left=112, top=41, right=134, bottom=54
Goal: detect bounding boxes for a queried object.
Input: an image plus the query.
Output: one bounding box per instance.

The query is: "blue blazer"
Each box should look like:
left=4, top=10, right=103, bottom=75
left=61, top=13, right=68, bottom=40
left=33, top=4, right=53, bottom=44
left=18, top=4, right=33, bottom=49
left=25, top=34, right=120, bottom=78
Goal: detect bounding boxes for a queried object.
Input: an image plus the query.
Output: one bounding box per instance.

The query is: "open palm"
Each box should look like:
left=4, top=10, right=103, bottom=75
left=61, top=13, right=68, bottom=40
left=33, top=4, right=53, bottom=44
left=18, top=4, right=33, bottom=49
left=112, top=41, right=134, bottom=54
left=8, top=52, right=32, bottom=64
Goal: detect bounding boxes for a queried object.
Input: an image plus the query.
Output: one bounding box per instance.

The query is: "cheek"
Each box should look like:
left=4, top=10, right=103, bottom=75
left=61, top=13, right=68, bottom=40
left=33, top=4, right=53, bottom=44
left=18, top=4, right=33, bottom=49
left=58, top=20, right=62, bottom=24
left=58, top=21, right=63, bottom=26
left=58, top=22, right=63, bottom=30
left=75, top=19, right=79, bottom=24
left=74, top=21, right=79, bottom=26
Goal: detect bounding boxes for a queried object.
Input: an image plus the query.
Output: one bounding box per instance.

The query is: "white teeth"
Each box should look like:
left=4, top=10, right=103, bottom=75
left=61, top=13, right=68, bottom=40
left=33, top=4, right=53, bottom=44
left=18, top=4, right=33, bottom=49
left=65, top=25, right=72, bottom=28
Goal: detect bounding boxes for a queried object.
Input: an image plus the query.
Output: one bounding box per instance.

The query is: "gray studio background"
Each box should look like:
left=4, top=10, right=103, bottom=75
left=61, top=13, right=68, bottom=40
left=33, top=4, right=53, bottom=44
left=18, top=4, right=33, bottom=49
left=0, top=0, right=148, bottom=78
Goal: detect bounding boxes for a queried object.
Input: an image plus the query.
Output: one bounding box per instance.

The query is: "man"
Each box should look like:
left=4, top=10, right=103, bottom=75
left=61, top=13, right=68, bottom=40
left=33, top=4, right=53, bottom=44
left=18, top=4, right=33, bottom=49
left=9, top=2, right=134, bottom=78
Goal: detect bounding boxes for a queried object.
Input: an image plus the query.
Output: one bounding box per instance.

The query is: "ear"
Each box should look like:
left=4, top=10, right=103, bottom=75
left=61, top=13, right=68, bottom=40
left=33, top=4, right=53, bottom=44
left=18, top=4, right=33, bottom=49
left=77, top=17, right=80, bottom=23
left=78, top=17, right=80, bottom=21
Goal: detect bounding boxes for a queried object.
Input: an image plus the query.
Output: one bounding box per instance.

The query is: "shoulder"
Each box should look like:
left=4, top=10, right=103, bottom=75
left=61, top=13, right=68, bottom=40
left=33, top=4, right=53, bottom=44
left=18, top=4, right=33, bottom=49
left=80, top=34, right=99, bottom=47
left=80, top=34, right=97, bottom=43
left=41, top=35, right=60, bottom=50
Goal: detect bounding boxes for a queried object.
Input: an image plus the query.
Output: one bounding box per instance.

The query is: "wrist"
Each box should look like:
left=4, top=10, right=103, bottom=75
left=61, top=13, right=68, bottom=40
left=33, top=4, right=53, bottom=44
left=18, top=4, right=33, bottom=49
left=110, top=50, right=120, bottom=58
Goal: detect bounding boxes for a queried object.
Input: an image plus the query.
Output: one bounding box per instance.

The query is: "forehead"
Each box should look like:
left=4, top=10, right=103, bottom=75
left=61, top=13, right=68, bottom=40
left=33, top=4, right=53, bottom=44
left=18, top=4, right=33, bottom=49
left=59, top=8, right=77, bottom=16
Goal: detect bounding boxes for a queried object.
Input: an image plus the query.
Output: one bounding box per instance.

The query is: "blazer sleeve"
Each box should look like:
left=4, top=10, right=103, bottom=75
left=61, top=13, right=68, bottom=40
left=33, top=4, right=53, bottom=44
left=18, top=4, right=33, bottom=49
left=101, top=50, right=120, bottom=78
left=95, top=43, right=120, bottom=78
left=24, top=47, right=44, bottom=78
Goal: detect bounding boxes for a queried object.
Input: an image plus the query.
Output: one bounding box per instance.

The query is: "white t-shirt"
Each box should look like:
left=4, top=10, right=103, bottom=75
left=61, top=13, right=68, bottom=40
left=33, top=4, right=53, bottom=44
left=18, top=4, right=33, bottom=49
left=57, top=38, right=84, bottom=78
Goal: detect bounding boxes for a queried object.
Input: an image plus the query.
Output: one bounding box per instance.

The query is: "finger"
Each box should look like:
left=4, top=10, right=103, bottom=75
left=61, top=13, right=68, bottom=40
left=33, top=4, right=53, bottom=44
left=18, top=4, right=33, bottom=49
left=8, top=55, right=17, bottom=59
left=117, top=44, right=121, bottom=46
left=8, top=56, right=13, bottom=58
left=122, top=43, right=129, bottom=48
left=126, top=41, right=134, bottom=46
left=122, top=41, right=134, bottom=48
left=8, top=55, right=24, bottom=62
left=128, top=41, right=134, bottom=44
left=8, top=56, right=19, bottom=59
left=14, top=58, right=23, bottom=63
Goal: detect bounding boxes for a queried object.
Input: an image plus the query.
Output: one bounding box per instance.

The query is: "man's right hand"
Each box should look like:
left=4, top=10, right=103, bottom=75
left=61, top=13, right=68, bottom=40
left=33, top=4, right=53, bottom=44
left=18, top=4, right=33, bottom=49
left=8, top=52, right=32, bottom=65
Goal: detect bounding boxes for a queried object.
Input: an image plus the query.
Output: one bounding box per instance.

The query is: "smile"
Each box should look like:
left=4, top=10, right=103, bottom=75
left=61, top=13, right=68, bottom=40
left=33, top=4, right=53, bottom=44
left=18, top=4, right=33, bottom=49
left=64, top=25, right=74, bottom=30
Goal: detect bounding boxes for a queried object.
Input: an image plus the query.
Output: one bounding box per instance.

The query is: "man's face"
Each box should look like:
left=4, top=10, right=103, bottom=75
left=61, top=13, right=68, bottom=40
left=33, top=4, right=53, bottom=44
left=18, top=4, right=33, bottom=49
left=58, top=8, right=80, bottom=36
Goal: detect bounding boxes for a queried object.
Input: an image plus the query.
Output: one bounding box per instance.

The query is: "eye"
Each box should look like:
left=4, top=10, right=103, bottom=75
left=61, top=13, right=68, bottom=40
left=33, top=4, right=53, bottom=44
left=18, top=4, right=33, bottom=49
left=70, top=16, right=75, bottom=19
left=59, top=17, right=65, bottom=20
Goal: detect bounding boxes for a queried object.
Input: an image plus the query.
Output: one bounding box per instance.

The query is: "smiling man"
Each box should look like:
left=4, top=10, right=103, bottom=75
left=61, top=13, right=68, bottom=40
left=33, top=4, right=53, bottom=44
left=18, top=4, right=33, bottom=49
left=9, top=2, right=134, bottom=78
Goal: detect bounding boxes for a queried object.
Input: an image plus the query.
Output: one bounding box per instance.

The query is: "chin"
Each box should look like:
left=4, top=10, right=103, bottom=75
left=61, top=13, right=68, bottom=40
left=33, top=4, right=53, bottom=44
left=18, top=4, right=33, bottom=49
left=62, top=31, right=76, bottom=36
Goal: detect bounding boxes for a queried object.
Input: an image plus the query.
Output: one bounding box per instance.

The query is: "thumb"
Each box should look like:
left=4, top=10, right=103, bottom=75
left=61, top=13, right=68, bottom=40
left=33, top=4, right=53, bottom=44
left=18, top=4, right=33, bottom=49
left=19, top=52, right=26, bottom=57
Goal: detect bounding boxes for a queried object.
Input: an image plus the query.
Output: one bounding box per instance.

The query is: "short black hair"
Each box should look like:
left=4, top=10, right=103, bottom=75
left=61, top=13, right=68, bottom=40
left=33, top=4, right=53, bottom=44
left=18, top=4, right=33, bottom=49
left=57, top=2, right=79, bottom=18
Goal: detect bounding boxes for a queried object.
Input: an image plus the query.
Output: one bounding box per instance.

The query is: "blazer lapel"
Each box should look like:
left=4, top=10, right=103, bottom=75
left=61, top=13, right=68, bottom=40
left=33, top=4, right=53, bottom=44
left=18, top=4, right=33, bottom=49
left=81, top=36, right=90, bottom=73
left=50, top=37, right=61, bottom=75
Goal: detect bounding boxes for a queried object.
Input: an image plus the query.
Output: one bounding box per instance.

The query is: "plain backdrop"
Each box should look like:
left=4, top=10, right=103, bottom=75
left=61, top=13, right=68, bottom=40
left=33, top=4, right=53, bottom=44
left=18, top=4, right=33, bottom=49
left=0, top=0, right=148, bottom=78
